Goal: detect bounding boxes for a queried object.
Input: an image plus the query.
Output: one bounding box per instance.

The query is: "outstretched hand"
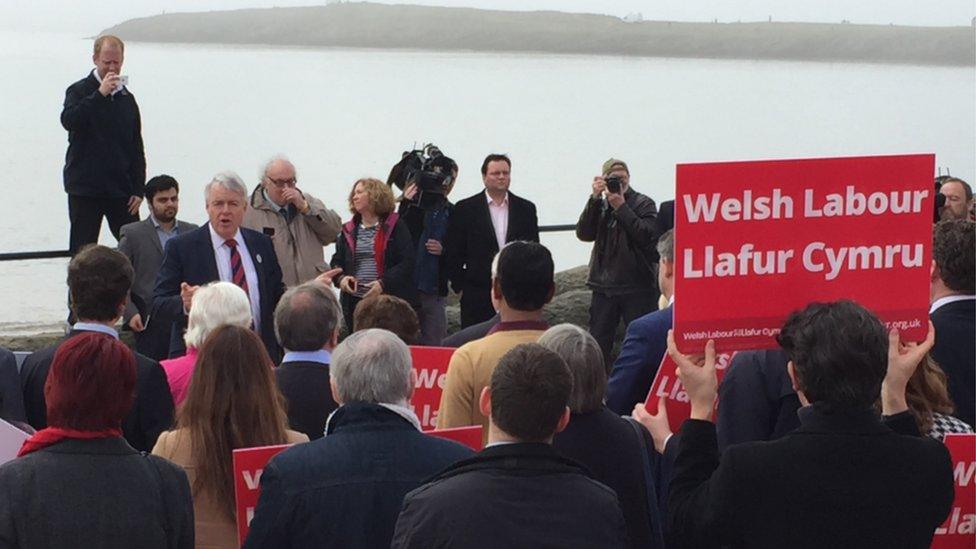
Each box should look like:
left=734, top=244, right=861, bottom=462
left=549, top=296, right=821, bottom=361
left=881, top=322, right=936, bottom=415
left=633, top=397, right=672, bottom=454
left=667, top=330, right=718, bottom=422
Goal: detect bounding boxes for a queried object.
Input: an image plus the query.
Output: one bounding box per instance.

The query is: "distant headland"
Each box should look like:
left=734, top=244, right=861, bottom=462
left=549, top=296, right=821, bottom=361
left=101, top=2, right=975, bottom=66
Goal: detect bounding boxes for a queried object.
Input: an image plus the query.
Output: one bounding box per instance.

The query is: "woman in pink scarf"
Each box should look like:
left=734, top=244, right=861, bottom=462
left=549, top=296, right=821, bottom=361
left=161, top=282, right=252, bottom=406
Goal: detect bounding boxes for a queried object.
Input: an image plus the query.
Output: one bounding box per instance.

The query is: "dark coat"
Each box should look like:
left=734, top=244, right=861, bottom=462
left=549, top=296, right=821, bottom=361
left=152, top=224, right=285, bottom=361
left=275, top=359, right=339, bottom=441
left=0, top=437, right=193, bottom=548
left=398, top=199, right=453, bottom=296
left=330, top=213, right=418, bottom=306
left=61, top=72, right=146, bottom=198
left=930, top=299, right=975, bottom=426
left=716, top=349, right=801, bottom=450
left=668, top=407, right=955, bottom=549
left=553, top=407, right=664, bottom=549
left=440, top=314, right=499, bottom=347
left=576, top=187, right=659, bottom=294
left=20, top=330, right=175, bottom=452
left=0, top=347, right=26, bottom=424
left=392, top=442, right=629, bottom=549
left=244, top=403, right=472, bottom=549
left=655, top=200, right=675, bottom=238
left=445, top=190, right=539, bottom=326
left=606, top=305, right=672, bottom=415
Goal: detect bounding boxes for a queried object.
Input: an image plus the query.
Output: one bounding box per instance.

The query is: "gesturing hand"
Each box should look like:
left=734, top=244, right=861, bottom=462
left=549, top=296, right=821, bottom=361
left=633, top=398, right=673, bottom=454
left=314, top=268, right=342, bottom=288
left=667, top=331, right=718, bottom=422
left=180, top=282, right=200, bottom=313
left=882, top=322, right=936, bottom=415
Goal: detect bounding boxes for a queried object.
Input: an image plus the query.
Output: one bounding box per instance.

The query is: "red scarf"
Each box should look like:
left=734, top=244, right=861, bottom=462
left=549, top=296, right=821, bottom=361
left=17, top=427, right=123, bottom=457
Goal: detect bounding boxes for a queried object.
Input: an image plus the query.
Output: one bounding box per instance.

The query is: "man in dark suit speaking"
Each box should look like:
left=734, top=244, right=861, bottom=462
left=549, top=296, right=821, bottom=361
left=153, top=172, right=285, bottom=361
left=446, top=154, right=539, bottom=328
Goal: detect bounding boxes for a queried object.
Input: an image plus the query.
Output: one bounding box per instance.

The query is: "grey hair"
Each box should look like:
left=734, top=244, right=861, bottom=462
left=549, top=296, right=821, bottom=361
left=657, top=229, right=674, bottom=263
left=274, top=282, right=343, bottom=352
left=259, top=155, right=296, bottom=182
left=537, top=323, right=606, bottom=413
left=184, top=282, right=253, bottom=349
left=204, top=171, right=247, bottom=202
left=331, top=329, right=413, bottom=406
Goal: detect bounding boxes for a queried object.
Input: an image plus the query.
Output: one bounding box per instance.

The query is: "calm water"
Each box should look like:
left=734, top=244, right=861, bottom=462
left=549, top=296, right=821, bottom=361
left=0, top=30, right=973, bottom=334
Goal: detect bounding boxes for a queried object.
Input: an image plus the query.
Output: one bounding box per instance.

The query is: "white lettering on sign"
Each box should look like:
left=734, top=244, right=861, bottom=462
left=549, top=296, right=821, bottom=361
left=804, top=187, right=928, bottom=218
left=415, top=368, right=447, bottom=390
left=684, top=189, right=794, bottom=223
left=935, top=507, right=976, bottom=535
left=801, top=242, right=924, bottom=281
left=684, top=245, right=794, bottom=279
left=242, top=469, right=263, bottom=491
left=954, top=461, right=976, bottom=487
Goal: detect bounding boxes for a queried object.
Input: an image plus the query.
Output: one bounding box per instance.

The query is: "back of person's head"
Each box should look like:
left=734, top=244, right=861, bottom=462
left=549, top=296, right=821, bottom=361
left=184, top=282, right=253, bottom=349
left=903, top=354, right=956, bottom=434
left=657, top=229, right=675, bottom=263
left=45, top=332, right=136, bottom=431
left=275, top=282, right=342, bottom=351
left=68, top=245, right=134, bottom=322
left=179, top=325, right=289, bottom=520
left=330, top=329, right=413, bottom=406
left=489, top=343, right=572, bottom=442
left=776, top=300, right=887, bottom=409
left=145, top=174, right=179, bottom=202
left=353, top=295, right=420, bottom=344
left=538, top=324, right=605, bottom=413
left=933, top=219, right=975, bottom=294
left=496, top=241, right=554, bottom=311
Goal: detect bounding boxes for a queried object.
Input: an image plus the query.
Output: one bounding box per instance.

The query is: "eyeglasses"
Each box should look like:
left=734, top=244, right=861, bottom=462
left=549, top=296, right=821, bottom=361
left=267, top=177, right=297, bottom=189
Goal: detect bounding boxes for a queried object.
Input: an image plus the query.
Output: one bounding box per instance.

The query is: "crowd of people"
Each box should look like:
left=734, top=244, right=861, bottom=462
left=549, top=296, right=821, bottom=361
left=0, top=34, right=972, bottom=548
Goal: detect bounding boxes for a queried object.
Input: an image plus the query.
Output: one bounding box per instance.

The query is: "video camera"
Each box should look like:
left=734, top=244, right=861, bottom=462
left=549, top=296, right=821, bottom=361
left=387, top=144, right=457, bottom=210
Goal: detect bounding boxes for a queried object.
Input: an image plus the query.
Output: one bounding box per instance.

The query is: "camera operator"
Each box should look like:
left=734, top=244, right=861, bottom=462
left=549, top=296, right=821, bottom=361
left=576, top=158, right=660, bottom=365
left=391, top=147, right=458, bottom=345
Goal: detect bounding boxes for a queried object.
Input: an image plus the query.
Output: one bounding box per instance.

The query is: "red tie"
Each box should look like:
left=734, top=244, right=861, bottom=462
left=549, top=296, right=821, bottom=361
left=226, top=239, right=250, bottom=296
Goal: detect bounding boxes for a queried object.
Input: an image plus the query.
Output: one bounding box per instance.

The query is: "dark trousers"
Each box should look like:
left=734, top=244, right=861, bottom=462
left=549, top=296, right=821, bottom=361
left=341, top=295, right=363, bottom=334
left=133, top=319, right=175, bottom=362
left=68, top=194, right=138, bottom=254
left=460, top=287, right=495, bottom=329
left=589, top=290, right=660, bottom=370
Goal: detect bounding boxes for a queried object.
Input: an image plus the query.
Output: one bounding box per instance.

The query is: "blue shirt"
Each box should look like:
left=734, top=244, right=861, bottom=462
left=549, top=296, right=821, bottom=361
left=71, top=322, right=120, bottom=339
left=281, top=349, right=331, bottom=364
left=150, top=215, right=181, bottom=250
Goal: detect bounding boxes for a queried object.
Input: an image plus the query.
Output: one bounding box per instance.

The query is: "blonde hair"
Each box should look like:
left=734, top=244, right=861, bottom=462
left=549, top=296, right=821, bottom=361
left=93, top=35, right=124, bottom=56
left=348, top=178, right=395, bottom=217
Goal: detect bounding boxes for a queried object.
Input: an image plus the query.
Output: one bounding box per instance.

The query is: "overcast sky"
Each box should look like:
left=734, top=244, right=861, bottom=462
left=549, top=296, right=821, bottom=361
left=3, top=0, right=974, bottom=33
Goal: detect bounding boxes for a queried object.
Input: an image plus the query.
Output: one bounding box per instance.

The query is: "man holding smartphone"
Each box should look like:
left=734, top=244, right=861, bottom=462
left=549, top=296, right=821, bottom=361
left=61, top=35, right=145, bottom=255
left=576, top=158, right=660, bottom=366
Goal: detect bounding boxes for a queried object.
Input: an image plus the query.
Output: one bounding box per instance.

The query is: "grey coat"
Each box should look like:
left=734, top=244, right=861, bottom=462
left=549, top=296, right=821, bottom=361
left=118, top=217, right=199, bottom=323
left=0, top=437, right=194, bottom=548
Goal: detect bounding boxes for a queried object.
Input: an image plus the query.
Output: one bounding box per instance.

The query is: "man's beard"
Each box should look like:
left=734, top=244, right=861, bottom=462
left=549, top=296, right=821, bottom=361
left=153, top=208, right=177, bottom=223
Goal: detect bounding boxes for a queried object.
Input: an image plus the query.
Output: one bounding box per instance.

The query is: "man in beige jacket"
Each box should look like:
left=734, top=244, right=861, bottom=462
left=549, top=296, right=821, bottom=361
left=243, top=156, right=342, bottom=287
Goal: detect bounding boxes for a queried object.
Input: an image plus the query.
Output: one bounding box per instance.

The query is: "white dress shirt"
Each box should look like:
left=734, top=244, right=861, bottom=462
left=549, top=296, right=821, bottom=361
left=485, top=190, right=510, bottom=251
left=930, top=294, right=976, bottom=314
left=208, top=224, right=262, bottom=333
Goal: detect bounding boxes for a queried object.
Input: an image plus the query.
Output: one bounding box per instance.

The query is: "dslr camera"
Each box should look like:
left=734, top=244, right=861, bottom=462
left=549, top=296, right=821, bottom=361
left=387, top=144, right=457, bottom=210
left=605, top=174, right=624, bottom=194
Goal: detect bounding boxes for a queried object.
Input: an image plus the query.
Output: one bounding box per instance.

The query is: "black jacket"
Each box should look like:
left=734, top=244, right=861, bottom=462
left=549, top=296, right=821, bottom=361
left=553, top=407, right=664, bottom=549
left=668, top=406, right=954, bottom=549
left=392, top=442, right=629, bottom=548
left=0, top=348, right=26, bottom=424
left=331, top=213, right=417, bottom=306
left=716, top=349, right=801, bottom=450
left=930, top=298, right=975, bottom=427
left=20, top=330, right=175, bottom=452
left=576, top=188, right=659, bottom=294
left=275, top=359, right=339, bottom=440
left=0, top=437, right=193, bottom=549
left=61, top=72, right=146, bottom=198
left=244, top=403, right=472, bottom=548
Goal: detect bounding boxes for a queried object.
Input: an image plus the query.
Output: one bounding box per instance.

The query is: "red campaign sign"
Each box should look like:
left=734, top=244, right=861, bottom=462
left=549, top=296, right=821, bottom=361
left=232, top=444, right=294, bottom=546
left=933, top=434, right=976, bottom=547
left=673, top=154, right=933, bottom=353
left=409, top=346, right=456, bottom=431
left=644, top=352, right=734, bottom=433
left=427, top=425, right=484, bottom=451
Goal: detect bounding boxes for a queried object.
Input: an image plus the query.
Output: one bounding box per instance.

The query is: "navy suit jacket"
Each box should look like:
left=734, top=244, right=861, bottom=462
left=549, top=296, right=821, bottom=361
left=606, top=304, right=672, bottom=415
left=931, top=299, right=975, bottom=427
left=152, top=224, right=285, bottom=361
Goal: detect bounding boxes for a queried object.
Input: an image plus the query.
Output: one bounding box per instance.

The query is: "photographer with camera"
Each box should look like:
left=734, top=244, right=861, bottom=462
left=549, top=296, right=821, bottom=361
left=576, top=158, right=660, bottom=366
left=390, top=145, right=459, bottom=345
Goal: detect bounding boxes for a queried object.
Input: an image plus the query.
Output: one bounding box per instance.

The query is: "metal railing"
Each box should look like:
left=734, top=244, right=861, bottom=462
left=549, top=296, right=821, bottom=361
left=0, top=224, right=579, bottom=262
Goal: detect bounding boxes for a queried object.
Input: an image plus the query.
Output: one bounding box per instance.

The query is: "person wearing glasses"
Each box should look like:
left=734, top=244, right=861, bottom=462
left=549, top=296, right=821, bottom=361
left=243, top=156, right=342, bottom=287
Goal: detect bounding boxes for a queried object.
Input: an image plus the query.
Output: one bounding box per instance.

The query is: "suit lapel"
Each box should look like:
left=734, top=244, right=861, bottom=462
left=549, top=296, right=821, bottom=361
left=476, top=192, right=500, bottom=254
left=240, top=229, right=266, bottom=304
left=197, top=224, right=220, bottom=281
left=143, top=219, right=164, bottom=257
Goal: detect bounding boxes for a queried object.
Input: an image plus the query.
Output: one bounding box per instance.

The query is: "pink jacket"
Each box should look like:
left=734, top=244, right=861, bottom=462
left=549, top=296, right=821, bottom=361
left=161, top=348, right=199, bottom=406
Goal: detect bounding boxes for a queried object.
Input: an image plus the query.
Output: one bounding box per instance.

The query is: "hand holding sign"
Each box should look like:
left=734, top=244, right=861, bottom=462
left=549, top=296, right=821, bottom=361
left=881, top=321, right=936, bottom=416
left=632, top=397, right=671, bottom=453
left=668, top=330, right=718, bottom=422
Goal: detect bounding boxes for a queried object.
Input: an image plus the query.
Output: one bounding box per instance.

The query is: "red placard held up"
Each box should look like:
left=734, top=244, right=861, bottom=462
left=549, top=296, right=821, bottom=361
left=409, top=346, right=456, bottom=431
left=933, top=434, right=976, bottom=548
left=428, top=425, right=484, bottom=451
left=674, top=154, right=933, bottom=353
left=644, top=352, right=733, bottom=433
left=232, top=444, right=293, bottom=546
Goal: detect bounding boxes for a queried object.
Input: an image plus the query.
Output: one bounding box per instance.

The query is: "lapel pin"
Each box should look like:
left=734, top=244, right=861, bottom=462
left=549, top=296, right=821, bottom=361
left=256, top=254, right=263, bottom=264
